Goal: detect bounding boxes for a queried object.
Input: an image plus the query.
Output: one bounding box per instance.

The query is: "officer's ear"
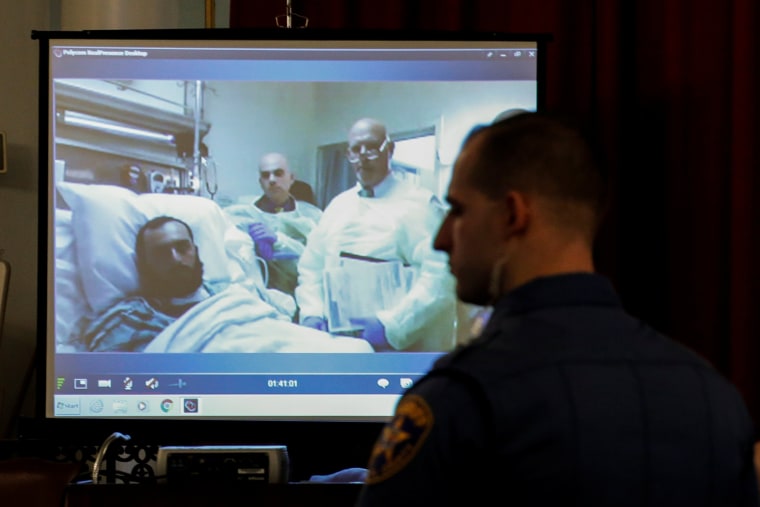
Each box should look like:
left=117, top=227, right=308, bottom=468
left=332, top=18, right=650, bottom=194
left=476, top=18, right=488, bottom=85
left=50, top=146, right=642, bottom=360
left=501, top=189, right=531, bottom=237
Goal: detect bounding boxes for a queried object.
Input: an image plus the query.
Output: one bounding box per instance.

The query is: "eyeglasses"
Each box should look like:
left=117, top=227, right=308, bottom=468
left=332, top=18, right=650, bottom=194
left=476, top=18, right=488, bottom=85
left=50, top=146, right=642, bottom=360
left=346, top=138, right=389, bottom=163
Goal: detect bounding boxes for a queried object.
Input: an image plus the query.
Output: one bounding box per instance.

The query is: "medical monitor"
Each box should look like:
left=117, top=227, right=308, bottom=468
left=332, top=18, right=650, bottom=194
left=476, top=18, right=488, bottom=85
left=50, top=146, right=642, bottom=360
left=34, top=29, right=546, bottom=444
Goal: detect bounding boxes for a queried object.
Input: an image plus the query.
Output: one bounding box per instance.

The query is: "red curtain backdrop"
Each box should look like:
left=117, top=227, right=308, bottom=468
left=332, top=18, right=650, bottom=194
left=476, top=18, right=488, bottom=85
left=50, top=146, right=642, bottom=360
left=230, top=0, right=760, bottom=424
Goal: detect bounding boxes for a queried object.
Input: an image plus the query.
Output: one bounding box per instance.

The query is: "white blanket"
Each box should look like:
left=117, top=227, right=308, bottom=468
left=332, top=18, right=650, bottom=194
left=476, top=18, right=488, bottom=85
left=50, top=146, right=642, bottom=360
left=144, top=285, right=374, bottom=353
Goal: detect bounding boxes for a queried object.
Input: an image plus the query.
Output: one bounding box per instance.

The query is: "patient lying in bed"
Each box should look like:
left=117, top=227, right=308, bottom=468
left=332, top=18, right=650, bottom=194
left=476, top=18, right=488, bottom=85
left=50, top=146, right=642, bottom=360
left=78, top=280, right=371, bottom=353
left=56, top=183, right=372, bottom=354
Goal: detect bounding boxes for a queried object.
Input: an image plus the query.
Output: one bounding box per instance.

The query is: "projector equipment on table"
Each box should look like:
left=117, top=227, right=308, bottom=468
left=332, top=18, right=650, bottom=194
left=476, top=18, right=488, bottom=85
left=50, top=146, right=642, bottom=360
left=156, top=445, right=289, bottom=483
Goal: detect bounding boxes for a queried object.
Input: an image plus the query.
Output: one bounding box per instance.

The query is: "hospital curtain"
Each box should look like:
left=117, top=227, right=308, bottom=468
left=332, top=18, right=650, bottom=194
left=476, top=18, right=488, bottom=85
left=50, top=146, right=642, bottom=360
left=229, top=0, right=760, bottom=424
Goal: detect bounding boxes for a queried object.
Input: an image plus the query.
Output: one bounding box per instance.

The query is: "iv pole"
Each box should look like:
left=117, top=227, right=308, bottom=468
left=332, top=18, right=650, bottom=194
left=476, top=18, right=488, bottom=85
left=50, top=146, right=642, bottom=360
left=192, top=80, right=203, bottom=192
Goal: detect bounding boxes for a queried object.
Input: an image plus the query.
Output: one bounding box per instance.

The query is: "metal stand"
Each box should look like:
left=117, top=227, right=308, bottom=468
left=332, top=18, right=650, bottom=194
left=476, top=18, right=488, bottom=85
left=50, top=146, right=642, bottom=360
left=276, top=0, right=308, bottom=29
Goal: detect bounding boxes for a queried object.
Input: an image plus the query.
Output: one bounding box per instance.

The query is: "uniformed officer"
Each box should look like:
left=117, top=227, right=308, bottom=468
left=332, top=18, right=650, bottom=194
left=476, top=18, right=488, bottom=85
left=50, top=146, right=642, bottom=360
left=356, top=112, right=759, bottom=506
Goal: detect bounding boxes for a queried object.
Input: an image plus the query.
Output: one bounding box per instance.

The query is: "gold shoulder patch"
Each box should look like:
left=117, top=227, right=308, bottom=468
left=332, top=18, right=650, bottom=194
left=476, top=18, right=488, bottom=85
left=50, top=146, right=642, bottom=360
left=365, top=394, right=434, bottom=484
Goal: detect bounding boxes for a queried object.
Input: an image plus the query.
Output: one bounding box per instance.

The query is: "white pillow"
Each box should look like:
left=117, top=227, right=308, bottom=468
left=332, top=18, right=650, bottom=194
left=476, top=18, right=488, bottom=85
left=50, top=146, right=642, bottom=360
left=56, top=182, right=246, bottom=316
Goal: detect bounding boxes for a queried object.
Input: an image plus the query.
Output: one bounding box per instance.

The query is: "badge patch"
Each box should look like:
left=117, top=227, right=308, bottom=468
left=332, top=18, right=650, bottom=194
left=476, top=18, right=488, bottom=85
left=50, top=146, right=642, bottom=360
left=366, top=394, right=433, bottom=483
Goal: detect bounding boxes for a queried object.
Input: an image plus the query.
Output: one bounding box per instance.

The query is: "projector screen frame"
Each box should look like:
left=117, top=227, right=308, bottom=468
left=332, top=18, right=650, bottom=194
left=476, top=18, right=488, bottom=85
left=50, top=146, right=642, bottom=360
left=30, top=28, right=550, bottom=456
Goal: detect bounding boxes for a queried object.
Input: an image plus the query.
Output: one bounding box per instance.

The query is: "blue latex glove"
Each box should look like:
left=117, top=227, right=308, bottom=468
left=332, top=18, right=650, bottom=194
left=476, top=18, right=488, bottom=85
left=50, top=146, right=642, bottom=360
left=301, top=316, right=328, bottom=331
left=248, top=222, right=277, bottom=261
left=349, top=317, right=392, bottom=351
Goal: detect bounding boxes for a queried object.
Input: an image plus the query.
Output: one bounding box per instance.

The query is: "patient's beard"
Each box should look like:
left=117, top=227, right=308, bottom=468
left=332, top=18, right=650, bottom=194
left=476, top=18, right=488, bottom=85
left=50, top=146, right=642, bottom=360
left=487, top=255, right=509, bottom=304
left=142, top=261, right=204, bottom=300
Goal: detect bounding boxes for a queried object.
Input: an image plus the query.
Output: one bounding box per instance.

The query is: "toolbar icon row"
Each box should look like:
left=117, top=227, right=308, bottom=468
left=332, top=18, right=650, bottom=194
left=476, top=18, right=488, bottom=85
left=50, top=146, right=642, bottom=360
left=376, top=377, right=414, bottom=389
left=65, top=377, right=187, bottom=391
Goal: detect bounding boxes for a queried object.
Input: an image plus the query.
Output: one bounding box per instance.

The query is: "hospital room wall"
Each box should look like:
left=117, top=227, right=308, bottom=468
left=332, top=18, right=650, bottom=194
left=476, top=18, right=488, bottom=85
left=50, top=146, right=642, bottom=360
left=203, top=82, right=319, bottom=204
left=202, top=80, right=537, bottom=204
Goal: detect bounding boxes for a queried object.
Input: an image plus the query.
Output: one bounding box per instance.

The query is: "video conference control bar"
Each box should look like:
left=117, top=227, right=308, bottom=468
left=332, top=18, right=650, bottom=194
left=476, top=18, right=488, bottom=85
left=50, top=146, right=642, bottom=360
left=54, top=373, right=422, bottom=395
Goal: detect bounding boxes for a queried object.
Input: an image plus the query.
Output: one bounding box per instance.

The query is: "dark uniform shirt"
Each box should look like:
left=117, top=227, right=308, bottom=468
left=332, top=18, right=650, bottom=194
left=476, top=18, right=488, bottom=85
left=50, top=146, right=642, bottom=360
left=254, top=194, right=296, bottom=214
left=357, top=273, right=758, bottom=506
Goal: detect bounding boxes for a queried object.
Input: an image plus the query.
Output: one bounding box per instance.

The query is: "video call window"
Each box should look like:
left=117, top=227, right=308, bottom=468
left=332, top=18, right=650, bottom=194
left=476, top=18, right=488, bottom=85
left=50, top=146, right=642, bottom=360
left=40, top=33, right=544, bottom=422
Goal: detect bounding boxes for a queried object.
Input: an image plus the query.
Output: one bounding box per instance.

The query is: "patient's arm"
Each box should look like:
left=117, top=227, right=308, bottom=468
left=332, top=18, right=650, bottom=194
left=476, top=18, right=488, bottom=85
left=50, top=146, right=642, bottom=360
left=77, top=296, right=174, bottom=352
